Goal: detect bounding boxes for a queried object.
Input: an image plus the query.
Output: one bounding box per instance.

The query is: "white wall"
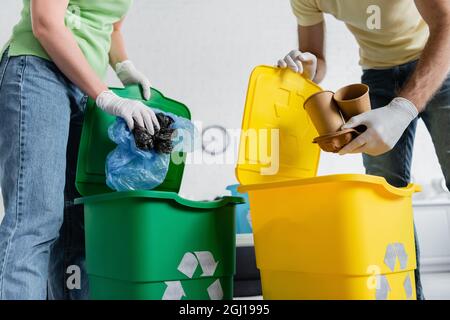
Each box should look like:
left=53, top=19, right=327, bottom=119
left=0, top=0, right=446, bottom=216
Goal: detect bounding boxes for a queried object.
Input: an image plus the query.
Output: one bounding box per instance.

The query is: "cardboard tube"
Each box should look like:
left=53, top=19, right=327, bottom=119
left=334, top=84, right=371, bottom=121
left=304, top=91, right=345, bottom=135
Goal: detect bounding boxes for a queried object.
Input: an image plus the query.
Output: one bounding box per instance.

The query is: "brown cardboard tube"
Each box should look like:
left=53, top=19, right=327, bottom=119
left=304, top=91, right=345, bottom=135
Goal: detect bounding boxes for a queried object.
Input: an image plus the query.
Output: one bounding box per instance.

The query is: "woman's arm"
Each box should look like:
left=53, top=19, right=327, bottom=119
left=108, top=17, right=152, bottom=100
left=31, top=0, right=159, bottom=132
left=31, top=0, right=107, bottom=99
left=109, top=19, right=128, bottom=68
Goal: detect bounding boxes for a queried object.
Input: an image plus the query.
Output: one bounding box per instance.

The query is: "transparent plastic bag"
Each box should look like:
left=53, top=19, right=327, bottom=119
left=105, top=109, right=196, bottom=191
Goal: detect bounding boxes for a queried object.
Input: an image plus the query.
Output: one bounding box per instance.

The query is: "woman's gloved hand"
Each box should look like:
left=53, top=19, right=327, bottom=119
left=338, top=97, right=419, bottom=156
left=277, top=50, right=317, bottom=80
left=115, top=60, right=152, bottom=100
left=96, top=90, right=160, bottom=134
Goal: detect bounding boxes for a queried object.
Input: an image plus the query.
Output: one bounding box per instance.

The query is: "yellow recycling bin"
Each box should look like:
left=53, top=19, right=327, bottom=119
left=238, top=174, right=421, bottom=300
left=236, top=66, right=421, bottom=300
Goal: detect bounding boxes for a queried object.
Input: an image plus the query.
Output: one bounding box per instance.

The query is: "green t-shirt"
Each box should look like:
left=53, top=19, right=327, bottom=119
left=4, top=0, right=133, bottom=79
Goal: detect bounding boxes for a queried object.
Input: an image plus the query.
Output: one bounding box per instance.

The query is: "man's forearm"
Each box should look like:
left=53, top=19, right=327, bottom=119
left=399, top=28, right=450, bottom=112
left=313, top=57, right=326, bottom=83
left=399, top=1, right=450, bottom=112
left=298, top=23, right=326, bottom=83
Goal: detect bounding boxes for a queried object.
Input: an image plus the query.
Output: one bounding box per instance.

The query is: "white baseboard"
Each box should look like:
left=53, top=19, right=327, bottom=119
left=421, top=257, right=450, bottom=273
left=236, top=234, right=254, bottom=247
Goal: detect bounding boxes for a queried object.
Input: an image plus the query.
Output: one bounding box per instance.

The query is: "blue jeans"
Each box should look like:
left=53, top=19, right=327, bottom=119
left=0, top=50, right=89, bottom=299
left=362, top=60, right=450, bottom=300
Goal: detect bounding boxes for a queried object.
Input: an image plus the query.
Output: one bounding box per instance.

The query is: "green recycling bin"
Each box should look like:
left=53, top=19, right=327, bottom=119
left=75, top=191, right=243, bottom=300
left=75, top=86, right=244, bottom=299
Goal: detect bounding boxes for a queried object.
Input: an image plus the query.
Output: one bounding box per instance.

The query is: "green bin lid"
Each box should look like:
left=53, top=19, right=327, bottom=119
left=75, top=85, right=191, bottom=197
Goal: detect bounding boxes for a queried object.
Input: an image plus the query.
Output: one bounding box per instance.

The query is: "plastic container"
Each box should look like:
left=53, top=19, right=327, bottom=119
left=227, top=185, right=261, bottom=297
left=304, top=91, right=344, bottom=135
left=76, top=85, right=191, bottom=196
left=75, top=191, right=244, bottom=300
left=235, top=245, right=262, bottom=297
left=226, top=184, right=252, bottom=234
left=334, top=84, right=371, bottom=121
left=238, top=174, right=421, bottom=300
left=236, top=66, right=322, bottom=185
left=75, top=87, right=244, bottom=300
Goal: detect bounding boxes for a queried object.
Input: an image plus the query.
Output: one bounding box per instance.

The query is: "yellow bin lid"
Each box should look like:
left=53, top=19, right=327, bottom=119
left=236, top=66, right=322, bottom=185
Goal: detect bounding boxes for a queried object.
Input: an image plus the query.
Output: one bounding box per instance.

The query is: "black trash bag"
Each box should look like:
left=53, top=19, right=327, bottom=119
left=133, top=113, right=175, bottom=154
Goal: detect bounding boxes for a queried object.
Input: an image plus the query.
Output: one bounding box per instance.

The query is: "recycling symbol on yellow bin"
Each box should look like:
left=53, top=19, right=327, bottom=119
left=376, top=243, right=413, bottom=300
left=162, top=251, right=222, bottom=300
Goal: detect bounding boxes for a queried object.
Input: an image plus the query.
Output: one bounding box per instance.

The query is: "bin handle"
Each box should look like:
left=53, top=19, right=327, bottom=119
left=380, top=182, right=422, bottom=197
left=405, top=183, right=422, bottom=193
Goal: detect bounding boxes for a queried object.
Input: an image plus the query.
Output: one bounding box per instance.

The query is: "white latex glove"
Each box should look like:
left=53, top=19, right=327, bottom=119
left=115, top=60, right=152, bottom=100
left=277, top=50, right=317, bottom=80
left=96, top=90, right=160, bottom=134
left=339, top=97, right=418, bottom=156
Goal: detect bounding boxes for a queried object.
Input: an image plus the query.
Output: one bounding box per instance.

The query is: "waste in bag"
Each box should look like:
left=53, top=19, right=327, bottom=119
left=106, top=109, right=197, bottom=191
left=133, top=113, right=175, bottom=154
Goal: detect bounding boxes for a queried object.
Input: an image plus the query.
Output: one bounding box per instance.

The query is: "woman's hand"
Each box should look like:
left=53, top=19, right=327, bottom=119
left=115, top=60, right=152, bottom=100
left=96, top=90, right=160, bottom=134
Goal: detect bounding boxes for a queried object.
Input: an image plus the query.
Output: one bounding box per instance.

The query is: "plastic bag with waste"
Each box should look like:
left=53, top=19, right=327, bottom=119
left=106, top=109, right=196, bottom=191
left=133, top=113, right=176, bottom=154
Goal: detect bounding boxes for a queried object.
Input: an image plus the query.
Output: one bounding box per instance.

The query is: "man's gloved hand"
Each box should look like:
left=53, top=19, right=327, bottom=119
left=115, top=60, right=152, bottom=100
left=338, top=97, right=418, bottom=156
left=96, top=90, right=160, bottom=134
left=277, top=50, right=317, bottom=80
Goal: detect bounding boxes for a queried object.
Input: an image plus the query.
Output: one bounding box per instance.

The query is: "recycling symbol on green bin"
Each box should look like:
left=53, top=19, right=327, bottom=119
left=376, top=243, right=413, bottom=300
left=162, top=251, right=222, bottom=300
